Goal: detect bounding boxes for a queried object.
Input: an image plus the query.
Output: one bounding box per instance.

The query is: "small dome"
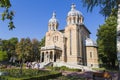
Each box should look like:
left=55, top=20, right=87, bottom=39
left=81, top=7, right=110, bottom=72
left=49, top=12, right=58, bottom=23
left=68, top=4, right=82, bottom=16
left=85, top=38, right=97, bottom=46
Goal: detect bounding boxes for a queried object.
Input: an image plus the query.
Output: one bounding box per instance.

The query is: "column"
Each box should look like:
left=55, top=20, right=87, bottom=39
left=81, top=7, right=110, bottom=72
left=117, top=4, right=120, bottom=80
left=44, top=52, right=46, bottom=62
left=48, top=52, right=50, bottom=62
left=59, top=52, right=60, bottom=62
left=40, top=52, right=42, bottom=62
left=52, top=51, right=54, bottom=62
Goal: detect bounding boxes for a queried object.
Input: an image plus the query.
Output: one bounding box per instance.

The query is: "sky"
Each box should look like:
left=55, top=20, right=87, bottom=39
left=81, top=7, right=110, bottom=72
left=0, top=0, right=105, bottom=41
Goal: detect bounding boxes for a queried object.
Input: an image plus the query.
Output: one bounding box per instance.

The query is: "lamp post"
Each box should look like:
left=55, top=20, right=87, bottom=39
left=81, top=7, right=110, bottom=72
left=117, top=3, right=120, bottom=80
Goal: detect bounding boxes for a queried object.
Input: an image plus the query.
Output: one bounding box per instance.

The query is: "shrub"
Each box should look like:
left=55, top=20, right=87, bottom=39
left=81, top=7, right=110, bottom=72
left=47, top=66, right=82, bottom=72
left=0, top=69, right=62, bottom=80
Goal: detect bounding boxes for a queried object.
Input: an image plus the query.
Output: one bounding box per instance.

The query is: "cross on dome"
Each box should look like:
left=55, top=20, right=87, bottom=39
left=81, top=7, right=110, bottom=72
left=71, top=4, right=76, bottom=10
left=52, top=12, right=56, bottom=18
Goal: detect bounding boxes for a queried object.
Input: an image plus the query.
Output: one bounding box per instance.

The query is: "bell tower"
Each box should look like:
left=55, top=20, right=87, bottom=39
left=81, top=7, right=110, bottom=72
left=67, top=4, right=84, bottom=25
left=65, top=4, right=88, bottom=65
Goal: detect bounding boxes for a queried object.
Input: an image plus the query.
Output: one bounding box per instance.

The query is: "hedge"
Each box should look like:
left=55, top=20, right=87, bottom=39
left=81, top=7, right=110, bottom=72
left=0, top=69, right=62, bottom=80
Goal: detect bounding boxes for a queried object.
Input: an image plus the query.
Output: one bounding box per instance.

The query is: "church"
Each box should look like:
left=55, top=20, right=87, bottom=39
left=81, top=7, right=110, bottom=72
left=41, top=4, right=99, bottom=68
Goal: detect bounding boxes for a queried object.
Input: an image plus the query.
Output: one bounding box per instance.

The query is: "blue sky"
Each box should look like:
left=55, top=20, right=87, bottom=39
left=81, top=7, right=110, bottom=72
left=0, top=0, right=104, bottom=41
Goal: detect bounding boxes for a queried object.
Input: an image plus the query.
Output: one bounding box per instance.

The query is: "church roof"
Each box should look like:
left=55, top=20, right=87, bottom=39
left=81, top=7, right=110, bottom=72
left=85, top=38, right=97, bottom=47
left=80, top=24, right=91, bottom=34
left=59, top=29, right=65, bottom=33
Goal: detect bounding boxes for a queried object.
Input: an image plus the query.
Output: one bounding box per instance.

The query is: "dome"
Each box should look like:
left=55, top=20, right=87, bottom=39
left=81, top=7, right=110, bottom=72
left=49, top=12, right=58, bottom=23
left=68, top=4, right=82, bottom=16
left=85, top=38, right=97, bottom=46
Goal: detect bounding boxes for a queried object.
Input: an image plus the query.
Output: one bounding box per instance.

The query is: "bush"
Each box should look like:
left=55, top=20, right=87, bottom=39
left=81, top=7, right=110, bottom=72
left=0, top=69, right=62, bottom=80
left=0, top=51, right=8, bottom=61
left=47, top=66, right=82, bottom=72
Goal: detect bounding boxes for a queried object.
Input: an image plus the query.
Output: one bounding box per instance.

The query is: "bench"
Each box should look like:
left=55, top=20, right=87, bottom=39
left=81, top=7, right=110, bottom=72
left=93, top=71, right=112, bottom=80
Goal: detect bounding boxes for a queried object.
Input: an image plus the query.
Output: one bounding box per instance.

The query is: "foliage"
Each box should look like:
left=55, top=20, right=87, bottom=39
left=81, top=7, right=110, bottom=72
left=16, top=38, right=41, bottom=74
left=16, top=38, right=33, bottom=62
left=0, top=51, right=8, bottom=61
left=39, top=37, right=45, bottom=47
left=0, top=0, right=15, bottom=30
left=32, top=39, right=40, bottom=61
left=97, top=15, right=117, bottom=68
left=0, top=69, right=61, bottom=80
left=47, top=66, right=82, bottom=72
left=1, top=38, right=18, bottom=60
left=81, top=0, right=118, bottom=17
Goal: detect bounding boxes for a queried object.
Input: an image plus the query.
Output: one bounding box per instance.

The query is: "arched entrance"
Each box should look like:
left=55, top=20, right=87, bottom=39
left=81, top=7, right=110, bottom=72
left=42, top=52, right=44, bottom=62
left=50, top=51, right=53, bottom=62
left=54, top=53, right=56, bottom=62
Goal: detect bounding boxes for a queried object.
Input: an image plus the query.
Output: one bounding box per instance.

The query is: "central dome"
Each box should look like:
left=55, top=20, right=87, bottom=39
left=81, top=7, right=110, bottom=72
left=68, top=4, right=82, bottom=16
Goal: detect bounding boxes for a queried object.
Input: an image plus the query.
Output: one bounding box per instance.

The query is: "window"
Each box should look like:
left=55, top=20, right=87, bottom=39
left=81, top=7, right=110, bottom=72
left=90, top=52, right=92, bottom=58
left=91, top=64, right=93, bottom=67
left=53, top=36, right=58, bottom=42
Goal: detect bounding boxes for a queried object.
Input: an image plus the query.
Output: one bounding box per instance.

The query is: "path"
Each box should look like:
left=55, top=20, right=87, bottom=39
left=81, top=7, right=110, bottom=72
left=62, top=71, right=118, bottom=80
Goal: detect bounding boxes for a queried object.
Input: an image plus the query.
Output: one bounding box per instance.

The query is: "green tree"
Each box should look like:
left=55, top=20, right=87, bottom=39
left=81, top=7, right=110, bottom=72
left=2, top=39, right=11, bottom=59
left=16, top=38, right=32, bottom=74
left=0, top=51, right=8, bottom=61
left=0, top=0, right=15, bottom=30
left=32, top=38, right=40, bottom=61
left=16, top=38, right=25, bottom=74
left=1, top=38, right=18, bottom=61
left=16, top=38, right=33, bottom=62
left=97, top=15, right=117, bottom=68
left=8, top=38, right=18, bottom=62
left=81, top=0, right=119, bottom=17
left=39, top=37, right=45, bottom=48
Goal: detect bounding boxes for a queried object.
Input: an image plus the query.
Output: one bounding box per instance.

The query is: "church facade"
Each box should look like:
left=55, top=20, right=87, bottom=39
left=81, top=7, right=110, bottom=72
left=41, top=4, right=99, bottom=68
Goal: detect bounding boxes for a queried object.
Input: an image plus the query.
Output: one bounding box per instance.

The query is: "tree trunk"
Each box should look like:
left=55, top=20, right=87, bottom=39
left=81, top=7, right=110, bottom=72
left=20, top=59, right=23, bottom=75
left=111, top=59, right=115, bottom=69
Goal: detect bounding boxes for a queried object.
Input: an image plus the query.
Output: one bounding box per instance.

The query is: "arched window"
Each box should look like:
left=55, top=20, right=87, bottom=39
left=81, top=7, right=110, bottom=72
left=90, top=52, right=92, bottom=58
left=57, top=36, right=58, bottom=41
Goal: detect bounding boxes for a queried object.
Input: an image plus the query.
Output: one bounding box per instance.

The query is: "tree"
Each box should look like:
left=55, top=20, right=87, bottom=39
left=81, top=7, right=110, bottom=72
left=8, top=38, right=18, bottom=62
left=39, top=37, right=45, bottom=48
left=0, top=0, right=15, bottom=30
left=32, top=39, right=40, bottom=61
left=1, top=38, right=18, bottom=61
left=97, top=15, right=117, bottom=68
left=16, top=38, right=33, bottom=61
left=81, top=0, right=118, bottom=17
left=0, top=51, right=8, bottom=61
left=16, top=38, right=33, bottom=74
left=16, top=38, right=25, bottom=74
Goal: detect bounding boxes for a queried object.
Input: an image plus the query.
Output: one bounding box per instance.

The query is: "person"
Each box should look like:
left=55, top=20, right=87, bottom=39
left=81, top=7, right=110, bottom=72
left=37, top=62, right=40, bottom=70
left=28, top=62, right=31, bottom=69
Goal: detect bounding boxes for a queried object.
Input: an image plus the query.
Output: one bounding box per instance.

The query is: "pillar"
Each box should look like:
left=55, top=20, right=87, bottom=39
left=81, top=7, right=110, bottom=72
left=40, top=52, right=42, bottom=62
left=117, top=4, right=120, bottom=80
left=48, top=51, right=50, bottom=62
left=53, top=51, right=55, bottom=62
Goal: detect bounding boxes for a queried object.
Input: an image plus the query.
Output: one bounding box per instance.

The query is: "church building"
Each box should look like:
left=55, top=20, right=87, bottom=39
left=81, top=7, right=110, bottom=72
left=41, top=4, right=99, bottom=68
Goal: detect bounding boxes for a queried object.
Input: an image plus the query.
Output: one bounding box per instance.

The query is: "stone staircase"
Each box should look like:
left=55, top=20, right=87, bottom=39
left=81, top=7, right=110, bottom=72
left=53, top=62, right=92, bottom=71
left=38, top=62, right=92, bottom=71
left=39, top=62, right=53, bottom=68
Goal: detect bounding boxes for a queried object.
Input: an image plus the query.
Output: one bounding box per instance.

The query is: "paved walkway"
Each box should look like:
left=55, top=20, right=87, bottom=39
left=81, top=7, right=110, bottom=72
left=62, top=71, right=118, bottom=80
